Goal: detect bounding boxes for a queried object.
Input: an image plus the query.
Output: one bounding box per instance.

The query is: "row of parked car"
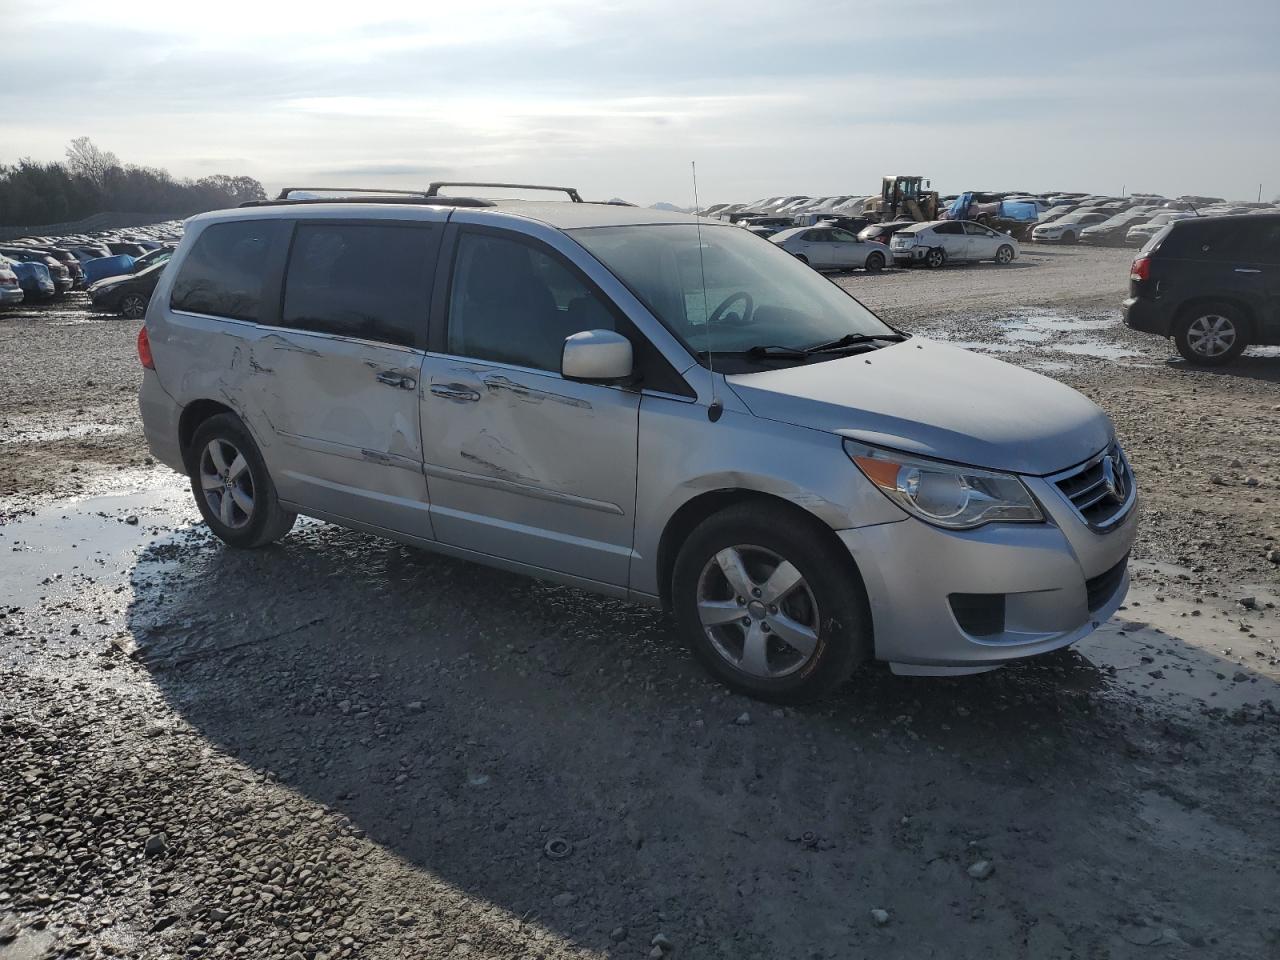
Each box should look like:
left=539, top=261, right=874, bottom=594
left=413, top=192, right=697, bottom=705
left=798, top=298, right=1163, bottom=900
left=0, top=222, right=182, bottom=316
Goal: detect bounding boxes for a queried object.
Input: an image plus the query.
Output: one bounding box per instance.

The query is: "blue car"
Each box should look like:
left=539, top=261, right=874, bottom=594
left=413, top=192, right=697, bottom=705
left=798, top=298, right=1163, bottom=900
left=82, top=254, right=136, bottom=286
left=2, top=258, right=55, bottom=300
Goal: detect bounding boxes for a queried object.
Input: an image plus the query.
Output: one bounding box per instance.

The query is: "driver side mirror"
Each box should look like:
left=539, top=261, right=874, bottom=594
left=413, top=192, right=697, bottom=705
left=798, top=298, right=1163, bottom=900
left=562, top=329, right=634, bottom=385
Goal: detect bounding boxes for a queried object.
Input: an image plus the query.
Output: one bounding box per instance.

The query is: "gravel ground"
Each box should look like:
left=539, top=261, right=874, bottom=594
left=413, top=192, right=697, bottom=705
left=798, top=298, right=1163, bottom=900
left=1, top=246, right=1277, bottom=960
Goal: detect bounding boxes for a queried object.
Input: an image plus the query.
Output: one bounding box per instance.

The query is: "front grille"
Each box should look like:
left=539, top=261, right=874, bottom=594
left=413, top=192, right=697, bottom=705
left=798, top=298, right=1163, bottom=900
left=1050, top=442, right=1135, bottom=530
left=1085, top=554, right=1129, bottom=612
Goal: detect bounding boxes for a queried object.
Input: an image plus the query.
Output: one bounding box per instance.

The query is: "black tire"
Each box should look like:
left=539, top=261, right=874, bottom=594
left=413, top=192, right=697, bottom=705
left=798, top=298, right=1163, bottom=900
left=188, top=413, right=296, bottom=548
left=864, top=251, right=886, bottom=273
left=925, top=247, right=946, bottom=269
left=1060, top=231, right=1077, bottom=244
left=995, top=244, right=1015, bottom=265
left=671, top=502, right=873, bottom=703
left=120, top=293, right=148, bottom=320
left=1174, top=303, right=1249, bottom=366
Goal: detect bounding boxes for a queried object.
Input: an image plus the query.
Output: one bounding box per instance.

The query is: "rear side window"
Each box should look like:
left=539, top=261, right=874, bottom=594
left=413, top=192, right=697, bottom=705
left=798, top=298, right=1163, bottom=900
left=934, top=222, right=963, bottom=235
left=171, top=220, right=288, bottom=322
left=282, top=223, right=435, bottom=347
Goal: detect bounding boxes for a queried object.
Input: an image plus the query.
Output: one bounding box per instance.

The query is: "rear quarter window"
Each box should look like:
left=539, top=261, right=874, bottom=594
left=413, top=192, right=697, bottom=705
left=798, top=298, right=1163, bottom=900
left=170, top=220, right=289, bottom=322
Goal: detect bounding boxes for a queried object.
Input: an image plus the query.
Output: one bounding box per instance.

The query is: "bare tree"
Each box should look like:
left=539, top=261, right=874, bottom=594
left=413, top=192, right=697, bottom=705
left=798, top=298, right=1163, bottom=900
left=64, top=137, right=121, bottom=188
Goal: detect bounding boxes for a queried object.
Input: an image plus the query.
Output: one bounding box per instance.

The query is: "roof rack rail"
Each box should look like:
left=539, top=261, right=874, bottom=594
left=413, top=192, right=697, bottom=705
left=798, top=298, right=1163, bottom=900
left=239, top=187, right=493, bottom=209
left=426, top=181, right=583, bottom=202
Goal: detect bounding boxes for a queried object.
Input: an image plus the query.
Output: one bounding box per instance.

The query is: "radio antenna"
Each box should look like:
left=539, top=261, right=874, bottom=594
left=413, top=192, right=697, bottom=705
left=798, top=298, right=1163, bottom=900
left=691, top=161, right=723, bottom=422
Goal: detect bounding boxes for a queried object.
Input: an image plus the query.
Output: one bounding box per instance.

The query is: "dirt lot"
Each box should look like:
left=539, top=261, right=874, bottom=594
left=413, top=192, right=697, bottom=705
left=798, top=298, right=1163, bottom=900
left=1, top=245, right=1277, bottom=960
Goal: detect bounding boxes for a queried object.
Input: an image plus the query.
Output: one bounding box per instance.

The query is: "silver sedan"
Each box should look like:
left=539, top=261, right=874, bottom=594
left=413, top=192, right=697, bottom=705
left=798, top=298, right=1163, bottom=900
left=770, top=226, right=889, bottom=272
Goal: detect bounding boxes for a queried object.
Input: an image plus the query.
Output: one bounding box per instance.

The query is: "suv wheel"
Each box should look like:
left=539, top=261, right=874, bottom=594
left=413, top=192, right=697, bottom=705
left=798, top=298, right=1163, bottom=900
left=995, top=244, right=1015, bottom=265
left=864, top=251, right=886, bottom=272
left=120, top=293, right=148, bottom=320
left=189, top=413, right=296, bottom=548
left=672, top=502, right=872, bottom=703
left=925, top=247, right=946, bottom=269
left=1175, top=304, right=1249, bottom=366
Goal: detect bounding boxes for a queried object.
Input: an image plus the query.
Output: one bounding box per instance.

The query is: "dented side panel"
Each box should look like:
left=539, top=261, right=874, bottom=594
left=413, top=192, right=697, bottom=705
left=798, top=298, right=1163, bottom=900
left=418, top=356, right=640, bottom=585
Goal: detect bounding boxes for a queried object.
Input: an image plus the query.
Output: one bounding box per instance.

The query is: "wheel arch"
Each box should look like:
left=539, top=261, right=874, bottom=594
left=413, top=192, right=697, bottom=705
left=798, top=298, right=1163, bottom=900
left=655, top=488, right=867, bottom=612
left=178, top=399, right=237, bottom=471
left=1174, top=296, right=1256, bottom=337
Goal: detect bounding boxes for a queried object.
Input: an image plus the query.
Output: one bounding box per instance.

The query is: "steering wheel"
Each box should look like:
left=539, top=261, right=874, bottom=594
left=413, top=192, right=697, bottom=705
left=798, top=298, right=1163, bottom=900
left=707, top=290, right=754, bottom=327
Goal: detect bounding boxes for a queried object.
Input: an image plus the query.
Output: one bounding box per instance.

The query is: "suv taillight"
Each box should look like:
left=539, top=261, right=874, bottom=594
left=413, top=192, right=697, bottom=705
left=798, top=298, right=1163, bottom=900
left=1129, top=255, right=1150, bottom=282
left=137, top=327, right=155, bottom=369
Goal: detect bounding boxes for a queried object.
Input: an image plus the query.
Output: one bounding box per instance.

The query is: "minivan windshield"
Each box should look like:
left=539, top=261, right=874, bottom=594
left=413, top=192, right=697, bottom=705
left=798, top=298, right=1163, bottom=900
left=571, top=223, right=894, bottom=362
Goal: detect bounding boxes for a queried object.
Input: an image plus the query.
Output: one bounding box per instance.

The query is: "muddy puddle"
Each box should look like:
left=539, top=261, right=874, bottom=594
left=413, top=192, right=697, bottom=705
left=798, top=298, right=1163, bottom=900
left=1, top=481, right=1273, bottom=714
left=927, top=308, right=1154, bottom=363
left=0, top=421, right=131, bottom=445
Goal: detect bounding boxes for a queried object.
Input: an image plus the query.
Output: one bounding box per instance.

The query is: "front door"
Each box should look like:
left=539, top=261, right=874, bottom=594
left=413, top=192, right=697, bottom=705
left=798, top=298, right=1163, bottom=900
left=250, top=218, right=442, bottom=535
left=418, top=227, right=641, bottom=586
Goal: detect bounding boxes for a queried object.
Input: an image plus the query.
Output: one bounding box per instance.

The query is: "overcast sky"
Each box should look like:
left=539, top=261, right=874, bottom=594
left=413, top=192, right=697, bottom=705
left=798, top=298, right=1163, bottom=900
left=3, top=0, right=1277, bottom=205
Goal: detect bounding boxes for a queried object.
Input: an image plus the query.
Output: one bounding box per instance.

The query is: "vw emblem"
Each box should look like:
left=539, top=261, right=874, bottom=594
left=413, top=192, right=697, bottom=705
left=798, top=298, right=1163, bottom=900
left=1101, top=454, right=1126, bottom=502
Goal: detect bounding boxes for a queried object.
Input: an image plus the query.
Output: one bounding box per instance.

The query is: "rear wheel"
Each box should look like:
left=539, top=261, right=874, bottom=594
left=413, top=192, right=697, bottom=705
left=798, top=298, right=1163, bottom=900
left=189, top=413, right=296, bottom=548
left=995, top=244, right=1015, bottom=265
left=120, top=293, right=148, bottom=320
left=1060, top=231, right=1077, bottom=244
left=925, top=247, right=946, bottom=269
left=1174, top=304, right=1249, bottom=365
left=672, top=502, right=872, bottom=703
left=864, top=251, right=886, bottom=273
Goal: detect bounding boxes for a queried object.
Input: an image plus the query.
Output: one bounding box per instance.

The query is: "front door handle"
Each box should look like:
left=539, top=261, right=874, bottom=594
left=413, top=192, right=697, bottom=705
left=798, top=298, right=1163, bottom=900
left=1234, top=268, right=1261, bottom=274
left=430, top=383, right=481, bottom=402
left=376, top=371, right=417, bottom=390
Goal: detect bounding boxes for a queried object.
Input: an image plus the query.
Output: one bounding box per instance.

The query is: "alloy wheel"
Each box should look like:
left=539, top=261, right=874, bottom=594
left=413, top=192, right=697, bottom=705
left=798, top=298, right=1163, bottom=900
left=1186, top=314, right=1236, bottom=357
left=121, top=294, right=147, bottom=320
left=199, top=438, right=255, bottom=529
left=696, top=545, right=820, bottom=679
left=996, top=245, right=1013, bottom=264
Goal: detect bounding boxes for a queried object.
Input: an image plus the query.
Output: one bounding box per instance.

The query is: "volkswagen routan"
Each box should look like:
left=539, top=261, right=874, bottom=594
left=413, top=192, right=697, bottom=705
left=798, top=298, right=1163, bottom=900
left=138, top=184, right=1137, bottom=702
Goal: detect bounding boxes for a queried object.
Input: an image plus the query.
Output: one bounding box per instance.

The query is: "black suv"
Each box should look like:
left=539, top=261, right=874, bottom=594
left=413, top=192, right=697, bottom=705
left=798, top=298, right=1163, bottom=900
left=1124, top=214, right=1280, bottom=365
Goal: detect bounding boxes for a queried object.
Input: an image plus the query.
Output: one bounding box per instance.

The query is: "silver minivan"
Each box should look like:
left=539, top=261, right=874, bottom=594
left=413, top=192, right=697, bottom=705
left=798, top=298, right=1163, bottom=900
left=138, top=185, right=1137, bottom=702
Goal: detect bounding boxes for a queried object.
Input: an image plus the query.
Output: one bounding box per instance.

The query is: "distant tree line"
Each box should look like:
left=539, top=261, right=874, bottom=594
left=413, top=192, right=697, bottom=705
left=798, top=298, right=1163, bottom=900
left=0, top=137, right=266, bottom=227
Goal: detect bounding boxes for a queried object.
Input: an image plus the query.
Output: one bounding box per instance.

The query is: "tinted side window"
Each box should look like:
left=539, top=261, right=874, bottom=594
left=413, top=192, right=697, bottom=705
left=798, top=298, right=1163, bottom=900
left=448, top=232, right=617, bottom=372
left=963, top=222, right=989, bottom=236
left=171, top=220, right=287, bottom=322
left=934, top=222, right=963, bottom=235
left=1214, top=220, right=1280, bottom=264
left=282, top=223, right=434, bottom=347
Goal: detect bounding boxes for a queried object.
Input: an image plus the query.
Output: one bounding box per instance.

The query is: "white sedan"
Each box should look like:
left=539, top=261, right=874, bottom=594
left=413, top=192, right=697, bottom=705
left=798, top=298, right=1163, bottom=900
left=890, top=220, right=1020, bottom=267
left=769, top=226, right=889, bottom=272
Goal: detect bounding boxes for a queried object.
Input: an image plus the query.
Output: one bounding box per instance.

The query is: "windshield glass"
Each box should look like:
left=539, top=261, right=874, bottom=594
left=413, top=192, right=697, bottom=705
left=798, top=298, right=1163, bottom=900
left=570, top=223, right=893, bottom=360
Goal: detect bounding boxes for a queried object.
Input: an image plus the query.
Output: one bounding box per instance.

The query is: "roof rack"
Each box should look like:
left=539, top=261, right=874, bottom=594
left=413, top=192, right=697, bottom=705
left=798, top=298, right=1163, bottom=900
left=239, top=187, right=493, bottom=208
left=426, top=181, right=583, bottom=202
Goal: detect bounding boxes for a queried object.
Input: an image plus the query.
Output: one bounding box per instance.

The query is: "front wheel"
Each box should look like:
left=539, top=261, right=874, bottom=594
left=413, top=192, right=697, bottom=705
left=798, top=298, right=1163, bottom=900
left=1060, top=231, right=1077, bottom=244
left=1175, top=304, right=1249, bottom=366
left=189, top=413, right=296, bottom=548
left=864, top=251, right=886, bottom=273
left=672, top=502, right=872, bottom=703
left=995, top=244, right=1014, bottom=265
left=925, top=247, right=946, bottom=269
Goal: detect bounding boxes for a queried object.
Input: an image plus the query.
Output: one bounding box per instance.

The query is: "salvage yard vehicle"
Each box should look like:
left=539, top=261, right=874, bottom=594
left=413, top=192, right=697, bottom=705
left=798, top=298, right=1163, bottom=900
left=1124, top=213, right=1280, bottom=366
left=139, top=184, right=1137, bottom=703
left=1031, top=211, right=1109, bottom=244
left=1, top=255, right=55, bottom=300
left=770, top=226, right=888, bottom=272
left=1079, top=210, right=1155, bottom=245
left=0, top=246, right=73, bottom=294
left=857, top=220, right=915, bottom=245
left=0, top=261, right=24, bottom=306
left=1125, top=211, right=1196, bottom=245
left=890, top=220, right=1019, bottom=267
left=89, top=260, right=167, bottom=319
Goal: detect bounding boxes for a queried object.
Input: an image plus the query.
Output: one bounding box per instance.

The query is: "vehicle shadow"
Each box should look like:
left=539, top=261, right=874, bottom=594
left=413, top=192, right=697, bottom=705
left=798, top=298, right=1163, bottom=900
left=1162, top=354, right=1280, bottom=384
left=126, top=520, right=1279, bottom=958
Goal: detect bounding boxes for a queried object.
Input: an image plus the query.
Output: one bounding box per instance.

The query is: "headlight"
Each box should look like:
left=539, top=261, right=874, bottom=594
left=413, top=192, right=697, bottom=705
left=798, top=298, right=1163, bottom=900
left=844, top=441, right=1043, bottom=529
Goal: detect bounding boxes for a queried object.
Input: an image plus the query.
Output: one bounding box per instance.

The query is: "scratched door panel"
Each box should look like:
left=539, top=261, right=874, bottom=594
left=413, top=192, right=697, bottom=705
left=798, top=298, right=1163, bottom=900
left=418, top=356, right=640, bottom=585
left=248, top=329, right=431, bottom=536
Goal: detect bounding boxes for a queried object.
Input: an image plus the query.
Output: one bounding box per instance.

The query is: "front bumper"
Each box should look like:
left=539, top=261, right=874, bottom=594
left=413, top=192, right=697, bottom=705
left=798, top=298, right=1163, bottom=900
left=837, top=472, right=1137, bottom=672
left=0, top=287, right=24, bottom=305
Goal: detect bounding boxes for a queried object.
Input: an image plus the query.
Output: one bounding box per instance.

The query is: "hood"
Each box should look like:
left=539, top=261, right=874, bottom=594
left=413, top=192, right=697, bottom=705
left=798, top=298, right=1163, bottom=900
left=725, top=339, right=1111, bottom=475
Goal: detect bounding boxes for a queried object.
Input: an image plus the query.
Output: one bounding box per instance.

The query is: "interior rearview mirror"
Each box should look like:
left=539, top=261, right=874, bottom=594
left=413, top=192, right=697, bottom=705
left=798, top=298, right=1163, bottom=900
left=561, top=329, right=633, bottom=384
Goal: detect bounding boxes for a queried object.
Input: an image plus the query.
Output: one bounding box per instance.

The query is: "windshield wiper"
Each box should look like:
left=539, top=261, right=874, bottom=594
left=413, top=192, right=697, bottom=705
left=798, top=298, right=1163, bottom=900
left=738, top=332, right=906, bottom=361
